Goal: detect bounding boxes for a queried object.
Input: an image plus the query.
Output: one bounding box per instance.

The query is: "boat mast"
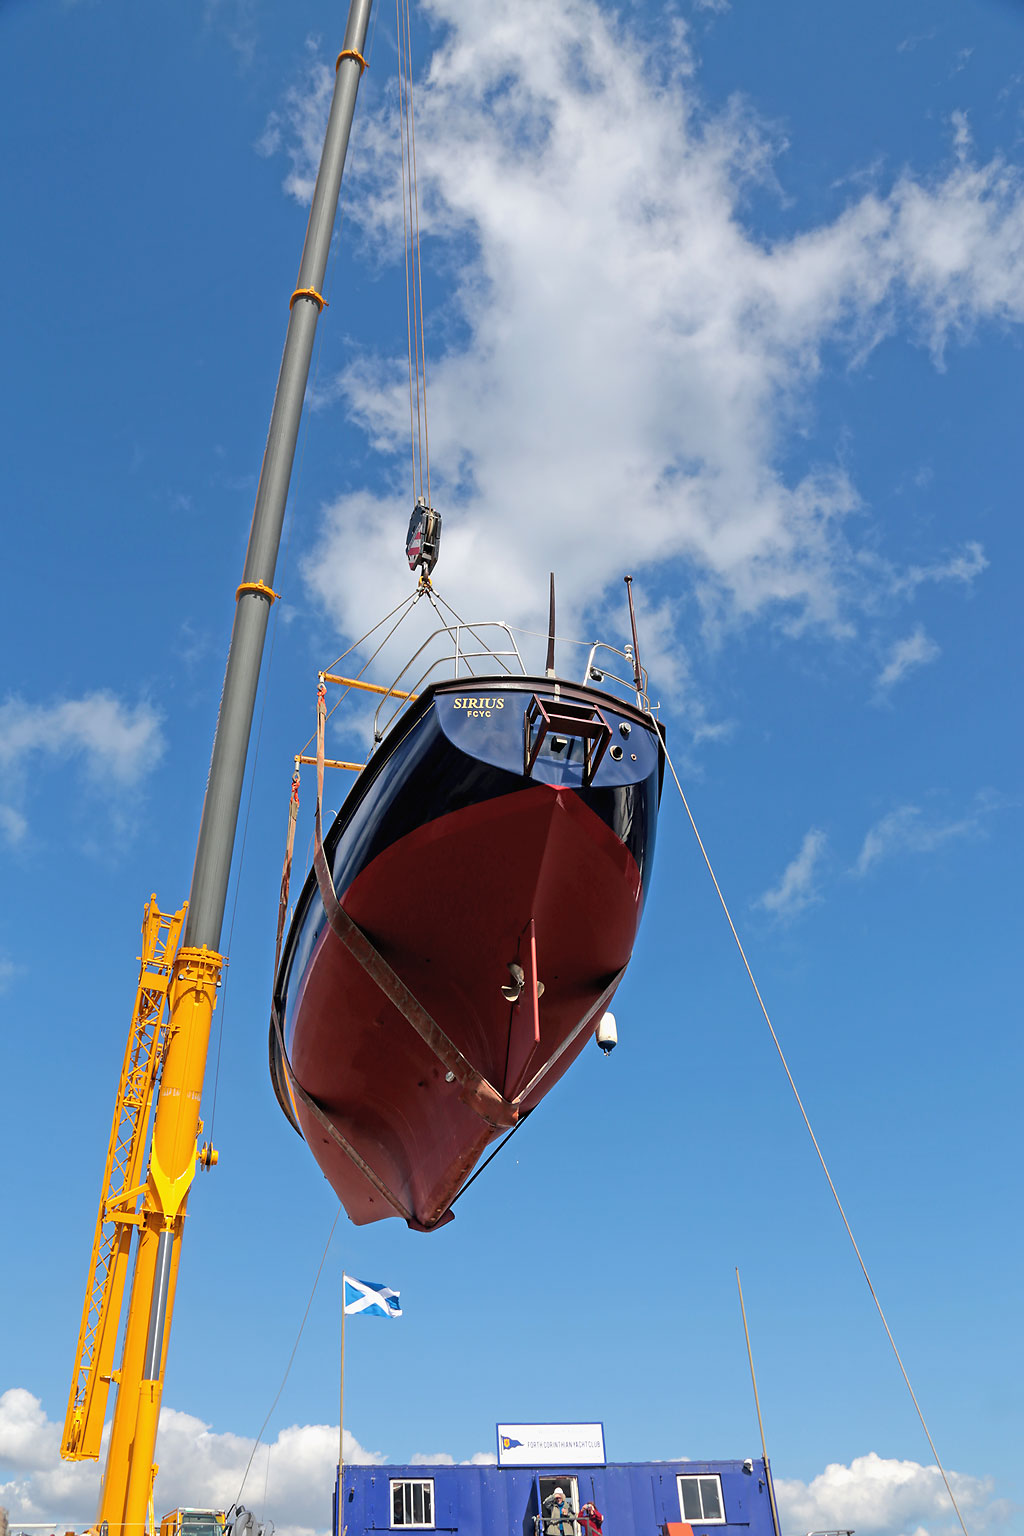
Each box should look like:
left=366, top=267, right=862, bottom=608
left=70, top=9, right=374, bottom=1535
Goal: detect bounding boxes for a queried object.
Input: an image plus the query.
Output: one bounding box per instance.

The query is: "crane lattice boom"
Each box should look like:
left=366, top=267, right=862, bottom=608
left=63, top=900, right=186, bottom=1462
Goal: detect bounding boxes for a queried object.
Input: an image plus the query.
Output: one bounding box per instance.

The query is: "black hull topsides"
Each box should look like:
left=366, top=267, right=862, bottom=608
left=271, top=675, right=664, bottom=1147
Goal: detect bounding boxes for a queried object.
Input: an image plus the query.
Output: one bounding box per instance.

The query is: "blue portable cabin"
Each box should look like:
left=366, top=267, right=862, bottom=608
left=334, top=1457, right=779, bottom=1536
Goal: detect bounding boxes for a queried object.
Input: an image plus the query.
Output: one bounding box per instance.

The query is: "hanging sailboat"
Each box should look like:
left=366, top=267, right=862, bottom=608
left=271, top=533, right=665, bottom=1229
left=268, top=10, right=664, bottom=1231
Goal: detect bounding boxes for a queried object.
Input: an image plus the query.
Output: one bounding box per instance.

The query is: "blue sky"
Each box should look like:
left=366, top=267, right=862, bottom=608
left=1, top=3, right=1021, bottom=1536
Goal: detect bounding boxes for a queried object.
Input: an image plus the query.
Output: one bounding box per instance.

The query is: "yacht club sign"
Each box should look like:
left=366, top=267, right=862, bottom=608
left=496, top=1423, right=607, bottom=1467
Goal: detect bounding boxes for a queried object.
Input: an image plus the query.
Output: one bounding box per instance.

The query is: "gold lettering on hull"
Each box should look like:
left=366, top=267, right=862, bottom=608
left=452, top=696, right=506, bottom=718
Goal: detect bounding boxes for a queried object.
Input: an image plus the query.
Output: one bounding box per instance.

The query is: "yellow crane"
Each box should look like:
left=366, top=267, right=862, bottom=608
left=59, top=7, right=375, bottom=1532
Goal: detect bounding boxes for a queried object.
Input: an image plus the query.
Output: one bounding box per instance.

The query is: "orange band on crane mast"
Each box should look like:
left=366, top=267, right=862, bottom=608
left=236, top=579, right=279, bottom=603
left=336, top=48, right=369, bottom=73
left=289, top=286, right=328, bottom=311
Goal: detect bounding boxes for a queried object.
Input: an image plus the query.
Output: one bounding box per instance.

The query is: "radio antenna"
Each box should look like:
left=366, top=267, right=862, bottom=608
left=624, top=574, right=644, bottom=696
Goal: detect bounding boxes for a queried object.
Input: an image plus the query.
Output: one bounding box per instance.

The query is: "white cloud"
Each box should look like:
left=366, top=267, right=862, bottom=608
left=258, top=0, right=1018, bottom=673
left=0, top=693, right=165, bottom=844
left=952, top=108, right=972, bottom=157
left=876, top=627, right=941, bottom=692
left=0, top=694, right=164, bottom=788
left=0, top=1388, right=100, bottom=1534
left=408, top=1451, right=496, bottom=1467
left=775, top=1450, right=1014, bottom=1536
left=853, top=791, right=1006, bottom=876
left=3, top=1398, right=1011, bottom=1536
left=0, top=956, right=16, bottom=994
left=0, top=805, right=26, bottom=846
left=257, top=43, right=334, bottom=205
left=203, top=0, right=259, bottom=73
left=0, top=1390, right=58, bottom=1471
left=756, top=827, right=827, bottom=918
left=894, top=540, right=988, bottom=595
left=0, top=1391, right=383, bottom=1536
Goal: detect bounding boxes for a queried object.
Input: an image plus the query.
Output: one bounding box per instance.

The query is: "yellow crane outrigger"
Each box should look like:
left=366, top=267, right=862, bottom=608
left=60, top=7, right=374, bottom=1532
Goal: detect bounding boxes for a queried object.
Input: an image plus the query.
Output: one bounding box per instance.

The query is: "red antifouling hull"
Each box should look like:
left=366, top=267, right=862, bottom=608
left=287, top=782, right=644, bottom=1227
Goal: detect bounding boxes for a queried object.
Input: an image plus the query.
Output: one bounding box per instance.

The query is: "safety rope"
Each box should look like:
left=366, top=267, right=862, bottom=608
left=661, top=740, right=971, bottom=1536
left=273, top=767, right=301, bottom=984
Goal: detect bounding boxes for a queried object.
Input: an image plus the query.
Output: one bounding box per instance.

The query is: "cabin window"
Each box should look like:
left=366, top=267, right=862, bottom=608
left=539, top=1477, right=580, bottom=1533
left=178, top=1517, right=222, bottom=1536
left=676, top=1475, right=725, bottom=1524
left=391, top=1479, right=434, bottom=1528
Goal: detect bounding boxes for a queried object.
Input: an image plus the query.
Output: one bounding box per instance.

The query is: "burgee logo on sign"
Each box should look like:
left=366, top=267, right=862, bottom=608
left=496, top=1424, right=606, bottom=1467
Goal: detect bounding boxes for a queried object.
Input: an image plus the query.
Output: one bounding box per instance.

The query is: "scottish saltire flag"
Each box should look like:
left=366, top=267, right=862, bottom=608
left=343, top=1273, right=402, bottom=1318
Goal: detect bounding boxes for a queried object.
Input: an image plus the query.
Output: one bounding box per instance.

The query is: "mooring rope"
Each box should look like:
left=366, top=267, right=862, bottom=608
left=660, top=740, right=970, bottom=1536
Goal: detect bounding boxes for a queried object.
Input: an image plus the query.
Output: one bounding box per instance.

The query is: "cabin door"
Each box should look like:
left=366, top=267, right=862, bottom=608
left=537, top=1476, right=581, bottom=1536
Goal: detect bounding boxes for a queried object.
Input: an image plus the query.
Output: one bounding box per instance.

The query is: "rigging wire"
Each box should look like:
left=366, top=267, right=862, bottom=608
left=231, top=1203, right=343, bottom=1510
left=661, top=739, right=972, bottom=1536
left=396, top=0, right=431, bottom=506
left=323, top=588, right=423, bottom=677
left=422, top=587, right=478, bottom=676
left=261, top=1438, right=272, bottom=1526
left=296, top=588, right=424, bottom=761
left=323, top=588, right=425, bottom=731
left=366, top=0, right=381, bottom=68
left=287, top=590, right=426, bottom=933
left=404, top=0, right=431, bottom=509
left=425, top=585, right=517, bottom=675
left=396, top=0, right=420, bottom=502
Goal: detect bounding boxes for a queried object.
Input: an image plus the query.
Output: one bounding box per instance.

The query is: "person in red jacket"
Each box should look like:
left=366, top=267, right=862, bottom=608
left=578, top=1503, right=603, bottom=1536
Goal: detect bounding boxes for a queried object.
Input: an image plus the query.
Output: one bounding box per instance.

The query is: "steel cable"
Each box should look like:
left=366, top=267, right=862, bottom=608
left=396, top=0, right=431, bottom=506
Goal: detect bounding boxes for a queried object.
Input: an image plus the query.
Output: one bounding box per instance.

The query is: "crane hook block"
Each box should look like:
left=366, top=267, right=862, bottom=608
left=406, top=498, right=442, bottom=577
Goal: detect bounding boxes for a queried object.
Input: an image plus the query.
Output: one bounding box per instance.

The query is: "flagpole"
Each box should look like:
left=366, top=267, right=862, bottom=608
left=339, top=1272, right=346, bottom=1534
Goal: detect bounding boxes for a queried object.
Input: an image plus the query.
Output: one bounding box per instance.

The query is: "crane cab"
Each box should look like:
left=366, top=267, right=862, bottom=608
left=159, top=1509, right=227, bottom=1536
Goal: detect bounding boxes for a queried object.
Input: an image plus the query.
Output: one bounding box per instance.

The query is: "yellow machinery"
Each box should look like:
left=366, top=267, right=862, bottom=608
left=158, top=1511, right=226, bottom=1536
left=58, top=7, right=374, bottom=1533
left=61, top=900, right=222, bottom=1530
